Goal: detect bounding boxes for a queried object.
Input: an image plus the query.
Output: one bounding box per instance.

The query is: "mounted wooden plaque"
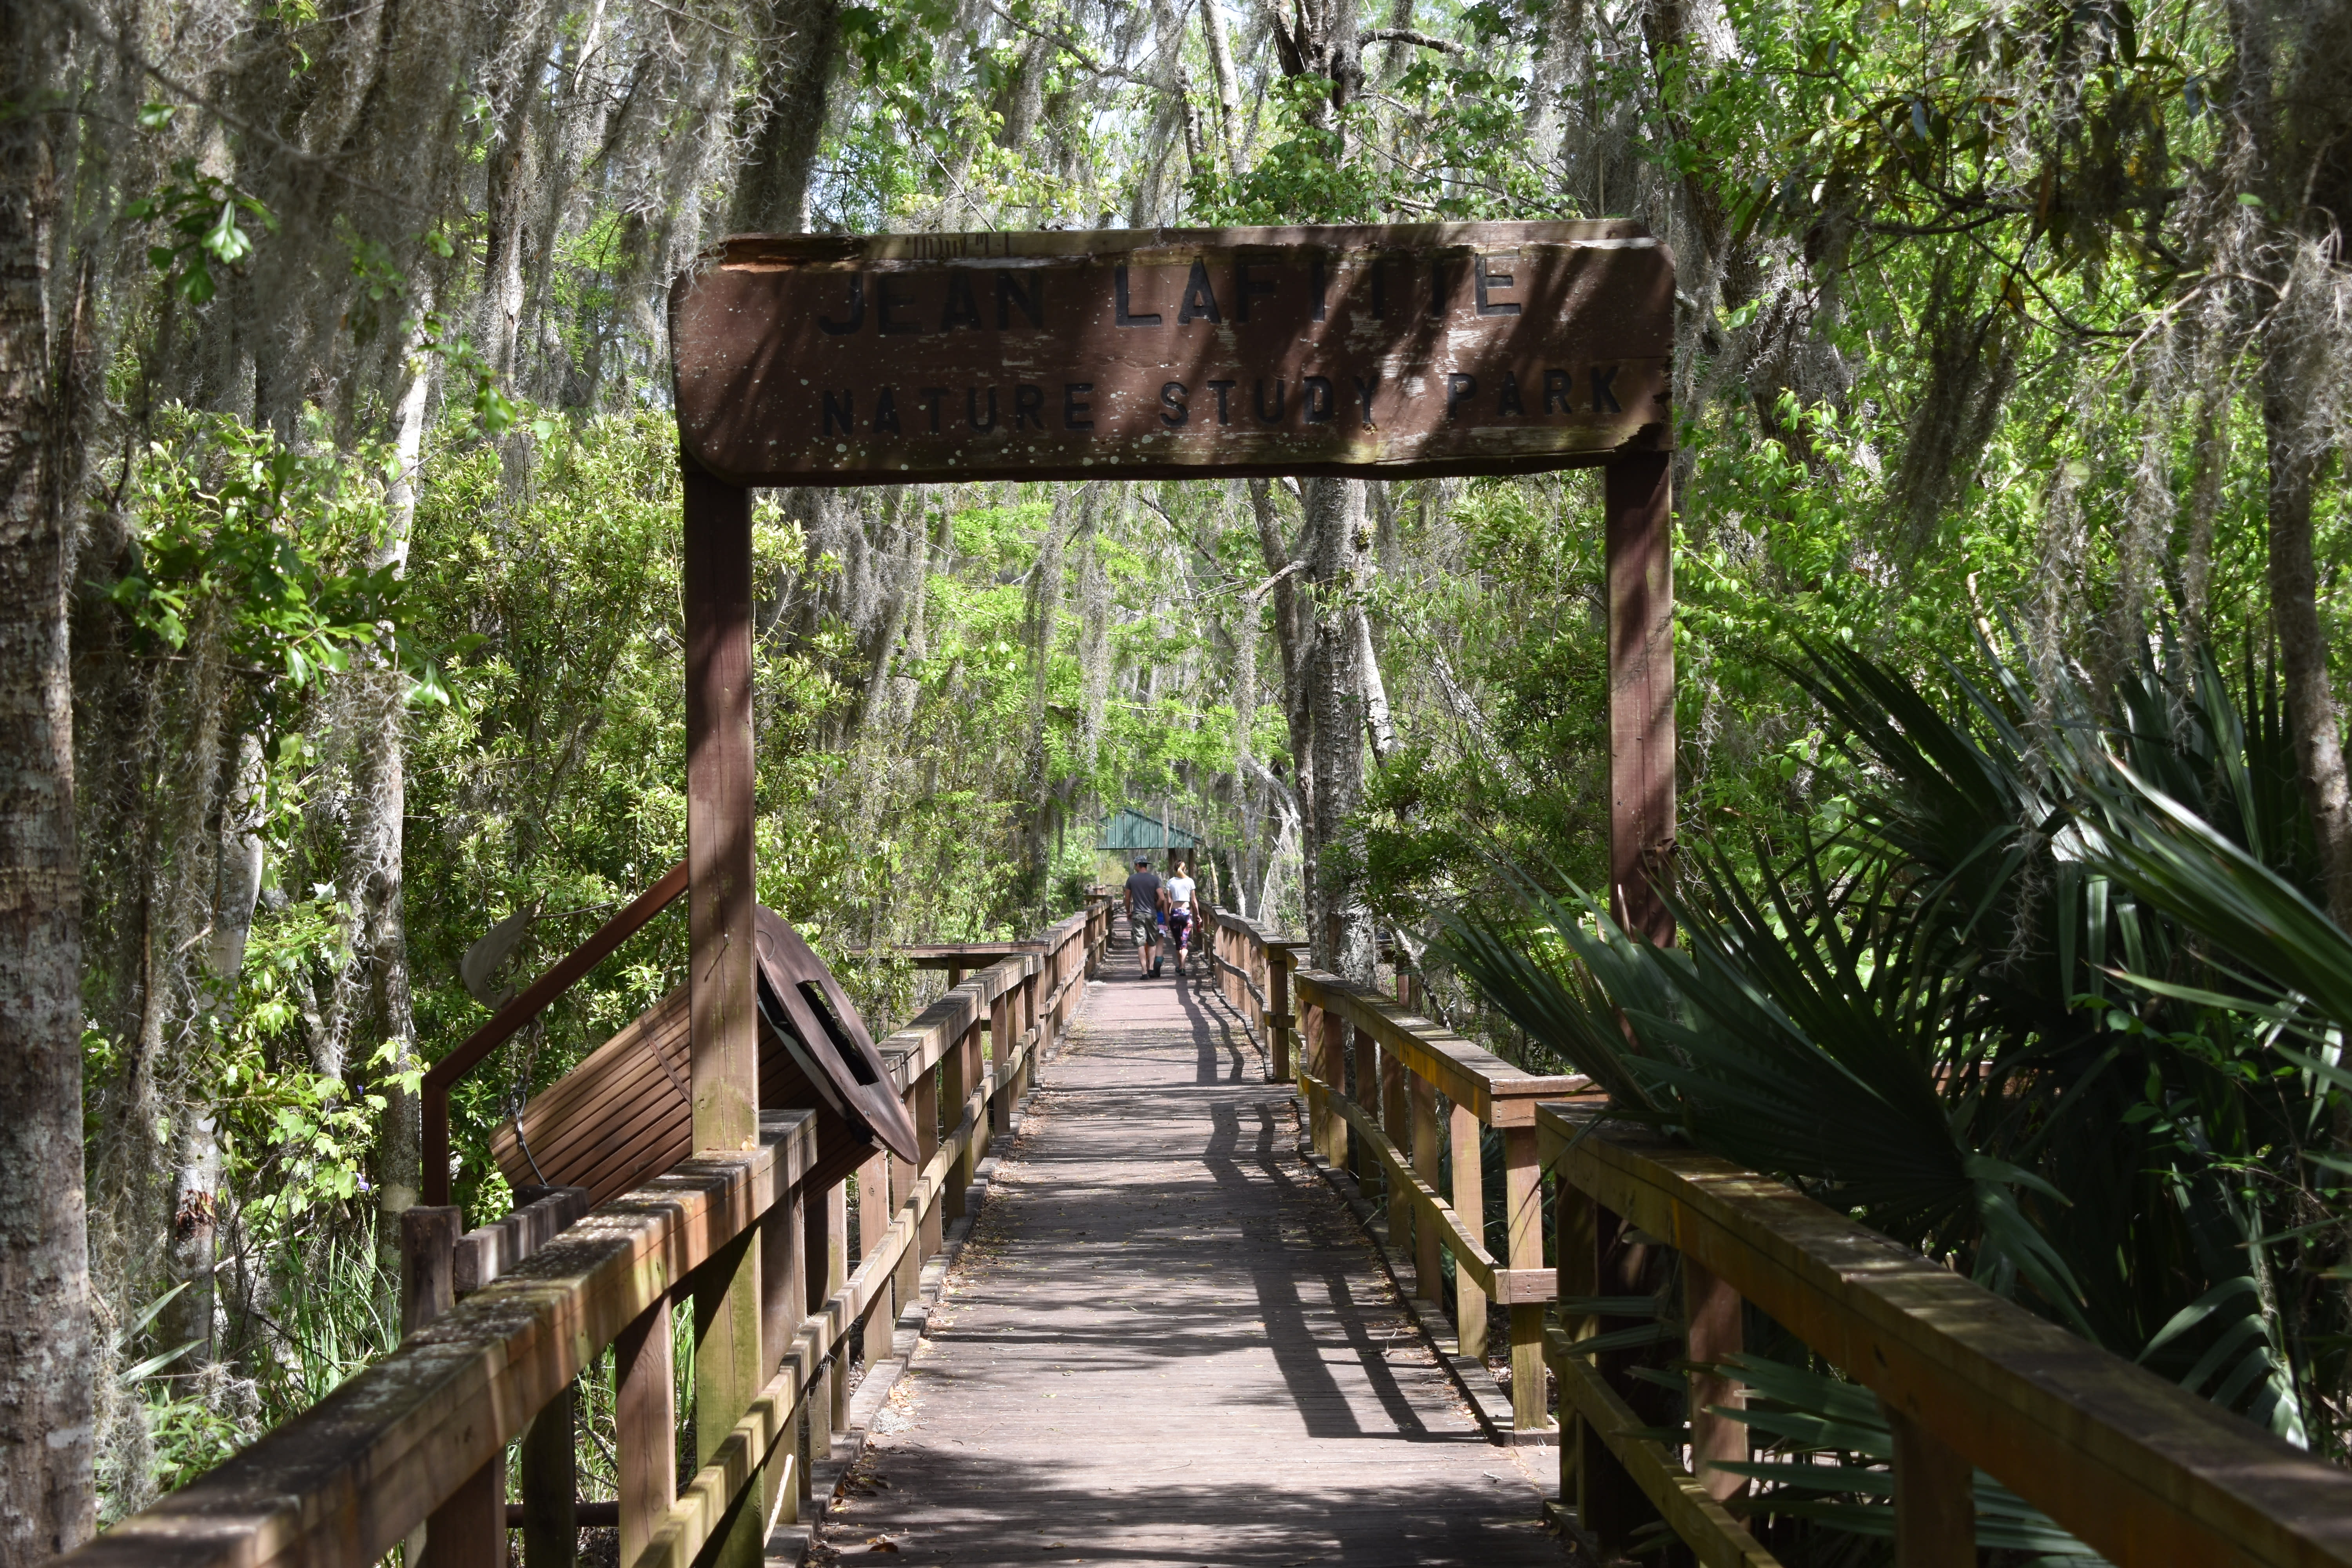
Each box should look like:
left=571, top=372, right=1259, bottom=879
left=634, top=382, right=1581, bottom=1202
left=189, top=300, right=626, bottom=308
left=670, top=221, right=1673, bottom=486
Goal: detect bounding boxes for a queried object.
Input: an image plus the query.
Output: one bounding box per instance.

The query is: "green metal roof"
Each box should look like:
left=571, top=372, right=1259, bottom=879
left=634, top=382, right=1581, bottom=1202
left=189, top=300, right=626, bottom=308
left=1097, top=808, right=1205, bottom=852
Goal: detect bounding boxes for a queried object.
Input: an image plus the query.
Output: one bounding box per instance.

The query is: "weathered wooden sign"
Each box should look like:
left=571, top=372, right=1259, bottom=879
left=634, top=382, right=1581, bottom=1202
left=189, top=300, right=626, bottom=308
left=670, top=221, right=1673, bottom=486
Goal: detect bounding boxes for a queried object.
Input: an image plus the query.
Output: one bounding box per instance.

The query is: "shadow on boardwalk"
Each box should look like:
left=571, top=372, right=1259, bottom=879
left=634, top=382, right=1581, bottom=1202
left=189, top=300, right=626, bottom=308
left=818, top=961, right=1560, bottom=1567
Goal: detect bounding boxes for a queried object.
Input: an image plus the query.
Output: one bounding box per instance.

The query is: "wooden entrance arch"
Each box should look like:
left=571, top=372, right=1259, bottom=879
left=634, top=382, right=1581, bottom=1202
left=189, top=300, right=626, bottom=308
left=667, top=218, right=1678, bottom=1164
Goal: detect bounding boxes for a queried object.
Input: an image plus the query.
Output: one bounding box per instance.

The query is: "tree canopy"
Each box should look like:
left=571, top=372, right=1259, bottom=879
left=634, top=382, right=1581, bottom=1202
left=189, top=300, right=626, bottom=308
left=2, top=0, right=2350, bottom=1544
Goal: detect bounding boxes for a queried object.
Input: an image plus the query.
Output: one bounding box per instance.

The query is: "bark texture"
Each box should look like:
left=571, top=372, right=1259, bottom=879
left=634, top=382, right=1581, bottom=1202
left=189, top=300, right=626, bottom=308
left=0, top=7, right=96, bottom=1549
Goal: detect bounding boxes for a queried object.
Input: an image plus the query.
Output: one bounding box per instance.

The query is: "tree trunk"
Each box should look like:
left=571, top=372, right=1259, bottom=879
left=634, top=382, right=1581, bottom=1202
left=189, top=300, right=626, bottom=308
left=730, top=0, right=844, bottom=234
left=374, top=352, right=434, bottom=1228
left=1199, top=0, right=1243, bottom=168
left=2261, top=369, right=2352, bottom=926
left=161, top=735, right=269, bottom=1369
left=1248, top=479, right=1315, bottom=931
left=1301, top=478, right=1376, bottom=980
left=0, top=13, right=96, bottom=1546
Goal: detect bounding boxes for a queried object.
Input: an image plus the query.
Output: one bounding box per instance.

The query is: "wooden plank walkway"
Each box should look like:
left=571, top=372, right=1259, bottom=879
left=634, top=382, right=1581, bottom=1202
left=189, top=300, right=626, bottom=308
left=818, top=953, right=1561, bottom=1565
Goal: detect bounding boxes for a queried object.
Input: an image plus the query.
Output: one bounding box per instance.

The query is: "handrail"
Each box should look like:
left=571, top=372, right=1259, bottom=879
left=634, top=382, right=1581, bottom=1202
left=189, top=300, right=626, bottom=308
left=66, top=1118, right=812, bottom=1568
left=1202, top=908, right=2352, bottom=1564
left=422, top=858, right=689, bottom=1205
left=71, top=890, right=1116, bottom=1568
left=1539, top=1103, right=2352, bottom=1568
left=1207, top=912, right=1569, bottom=1440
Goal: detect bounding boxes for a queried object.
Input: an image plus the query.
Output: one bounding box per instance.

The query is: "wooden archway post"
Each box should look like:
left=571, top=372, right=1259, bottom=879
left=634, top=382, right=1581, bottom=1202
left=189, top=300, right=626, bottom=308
left=1604, top=452, right=1675, bottom=948
left=667, top=221, right=1681, bottom=1536
left=681, top=464, right=766, bottom=1568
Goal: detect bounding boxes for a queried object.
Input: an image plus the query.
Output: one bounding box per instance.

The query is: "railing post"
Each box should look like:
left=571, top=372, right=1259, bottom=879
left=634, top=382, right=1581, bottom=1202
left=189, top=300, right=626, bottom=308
left=1409, top=1074, right=1441, bottom=1303
left=1450, top=1102, right=1487, bottom=1361
left=693, top=1227, right=766, bottom=1567
left=399, top=1205, right=459, bottom=1337
left=1502, top=1123, right=1551, bottom=1436
left=916, top=1061, right=943, bottom=1262
left=889, top=1067, right=920, bottom=1368
left=1586, top=1206, right=1666, bottom=1548
left=1349, top=1021, right=1380, bottom=1192
left=798, top=1183, right=833, bottom=1497
left=1016, top=969, right=1039, bottom=1099
left=988, top=987, right=1014, bottom=1136
left=764, top=1154, right=806, bottom=1523
left=401, top=1207, right=503, bottom=1568
left=944, top=1016, right=976, bottom=1224
left=1314, top=1003, right=1348, bottom=1168
left=1381, top=1048, right=1410, bottom=1261
left=615, top=1297, right=676, bottom=1566
left=1269, top=949, right=1292, bottom=1084
left=1254, top=938, right=1269, bottom=1054
left=857, top=1150, right=893, bottom=1369
left=1555, top=1167, right=1598, bottom=1526
left=1684, top=1259, right=1746, bottom=1499
left=1885, top=1400, right=1975, bottom=1568
left=519, top=1380, right=577, bottom=1568
left=827, top=1178, right=849, bottom=1434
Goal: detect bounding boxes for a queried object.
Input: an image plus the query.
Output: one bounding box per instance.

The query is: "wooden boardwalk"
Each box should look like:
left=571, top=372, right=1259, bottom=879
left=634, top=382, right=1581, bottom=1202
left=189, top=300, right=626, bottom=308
left=819, top=956, right=1560, bottom=1565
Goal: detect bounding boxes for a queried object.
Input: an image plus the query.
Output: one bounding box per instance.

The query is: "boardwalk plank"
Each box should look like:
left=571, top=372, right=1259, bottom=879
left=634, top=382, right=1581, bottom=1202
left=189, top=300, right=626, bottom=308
left=822, top=962, right=1560, bottom=1566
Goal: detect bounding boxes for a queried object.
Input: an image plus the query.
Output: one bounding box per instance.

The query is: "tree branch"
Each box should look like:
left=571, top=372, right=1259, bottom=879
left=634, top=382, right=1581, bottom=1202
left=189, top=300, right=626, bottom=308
left=1361, top=27, right=1464, bottom=55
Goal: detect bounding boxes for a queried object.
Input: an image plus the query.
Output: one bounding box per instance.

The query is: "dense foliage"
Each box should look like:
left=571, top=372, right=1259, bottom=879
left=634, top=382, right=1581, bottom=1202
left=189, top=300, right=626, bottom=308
left=7, top=0, right=2348, bottom=1538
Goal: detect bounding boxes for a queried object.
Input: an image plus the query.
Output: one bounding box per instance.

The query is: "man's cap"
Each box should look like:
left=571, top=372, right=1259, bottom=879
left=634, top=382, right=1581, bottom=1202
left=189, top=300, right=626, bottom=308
left=1136, top=856, right=1150, bottom=866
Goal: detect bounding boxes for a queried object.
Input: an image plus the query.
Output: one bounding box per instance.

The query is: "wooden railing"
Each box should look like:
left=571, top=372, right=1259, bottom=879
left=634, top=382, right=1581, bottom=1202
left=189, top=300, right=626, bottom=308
left=1209, top=910, right=1577, bottom=1438
left=1541, top=1104, right=2352, bottom=1568
left=1204, top=905, right=1307, bottom=1081
left=1207, top=914, right=2352, bottom=1567
left=66, top=895, right=1114, bottom=1568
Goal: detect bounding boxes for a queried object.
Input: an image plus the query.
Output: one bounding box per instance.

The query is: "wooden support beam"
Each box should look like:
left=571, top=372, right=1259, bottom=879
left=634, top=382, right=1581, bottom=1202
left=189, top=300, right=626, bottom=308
left=693, top=1227, right=766, bottom=1567
left=1886, top=1400, right=1974, bottom=1568
left=616, top=1298, right=676, bottom=1568
left=518, top=1382, right=576, bottom=1568
left=1605, top=452, right=1675, bottom=948
left=1686, top=1259, right=1746, bottom=1502
left=800, top=1183, right=834, bottom=1489
left=684, top=465, right=758, bottom=1151
left=683, top=464, right=760, bottom=1568
left=890, top=1082, right=920, bottom=1340
left=766, top=1143, right=808, bottom=1519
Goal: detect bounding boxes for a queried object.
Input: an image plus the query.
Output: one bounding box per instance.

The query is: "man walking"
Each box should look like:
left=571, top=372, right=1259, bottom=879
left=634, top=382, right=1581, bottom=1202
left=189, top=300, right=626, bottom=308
left=1164, top=858, right=1197, bottom=977
left=1125, top=855, right=1166, bottom=978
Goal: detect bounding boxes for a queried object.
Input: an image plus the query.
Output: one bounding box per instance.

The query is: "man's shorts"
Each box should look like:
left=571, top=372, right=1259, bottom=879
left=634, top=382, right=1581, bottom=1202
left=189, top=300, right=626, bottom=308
left=1130, top=909, right=1159, bottom=946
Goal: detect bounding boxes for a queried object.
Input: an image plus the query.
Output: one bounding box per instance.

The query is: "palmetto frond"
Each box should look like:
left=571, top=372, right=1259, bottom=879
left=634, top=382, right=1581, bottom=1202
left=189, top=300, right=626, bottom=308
left=1431, top=631, right=2345, bottom=1468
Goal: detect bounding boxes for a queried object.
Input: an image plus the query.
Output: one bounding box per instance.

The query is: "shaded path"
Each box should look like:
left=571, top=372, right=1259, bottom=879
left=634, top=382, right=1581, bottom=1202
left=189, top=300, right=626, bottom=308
left=819, top=953, right=1558, bottom=1565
